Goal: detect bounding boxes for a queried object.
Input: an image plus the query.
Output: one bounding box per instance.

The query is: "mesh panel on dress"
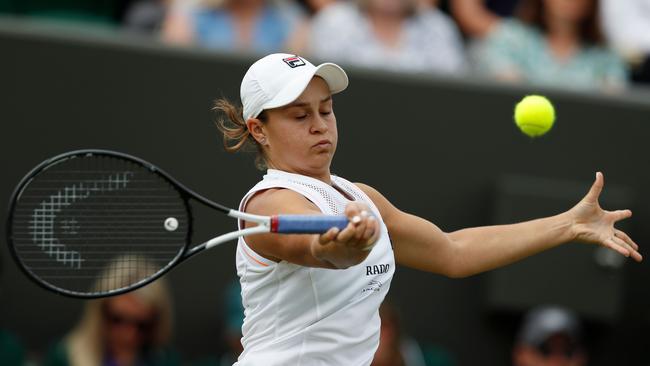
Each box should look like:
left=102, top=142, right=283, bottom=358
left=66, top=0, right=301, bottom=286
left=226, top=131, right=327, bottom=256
left=286, top=179, right=348, bottom=215
left=333, top=178, right=365, bottom=202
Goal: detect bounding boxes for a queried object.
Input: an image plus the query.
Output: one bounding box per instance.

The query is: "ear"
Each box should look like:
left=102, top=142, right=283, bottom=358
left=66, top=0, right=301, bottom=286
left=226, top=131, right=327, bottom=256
left=246, top=118, right=267, bottom=145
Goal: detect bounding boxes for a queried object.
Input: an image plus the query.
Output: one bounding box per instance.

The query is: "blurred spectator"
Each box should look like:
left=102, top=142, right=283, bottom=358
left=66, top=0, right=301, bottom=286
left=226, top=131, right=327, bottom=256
left=372, top=300, right=455, bottom=366
left=216, top=280, right=244, bottom=366
left=285, top=0, right=337, bottom=54
left=0, top=329, right=25, bottom=366
left=513, top=305, right=587, bottom=366
left=469, top=0, right=628, bottom=91
left=448, top=0, right=521, bottom=38
left=42, top=258, right=179, bottom=366
left=293, top=0, right=337, bottom=15
left=187, top=280, right=243, bottom=366
left=600, top=0, right=650, bottom=85
left=308, top=0, right=466, bottom=74
left=123, top=0, right=170, bottom=33
left=0, top=253, right=26, bottom=365
left=161, top=0, right=303, bottom=54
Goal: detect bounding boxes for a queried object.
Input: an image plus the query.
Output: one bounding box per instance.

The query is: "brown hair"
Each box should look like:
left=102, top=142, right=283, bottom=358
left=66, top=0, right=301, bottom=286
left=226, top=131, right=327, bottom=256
left=516, top=0, right=603, bottom=45
left=213, top=98, right=268, bottom=170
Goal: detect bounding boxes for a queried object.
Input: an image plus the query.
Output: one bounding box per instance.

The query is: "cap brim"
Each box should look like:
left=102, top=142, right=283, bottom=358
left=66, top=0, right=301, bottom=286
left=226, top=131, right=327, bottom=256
left=315, top=63, right=349, bottom=94
left=263, top=62, right=348, bottom=111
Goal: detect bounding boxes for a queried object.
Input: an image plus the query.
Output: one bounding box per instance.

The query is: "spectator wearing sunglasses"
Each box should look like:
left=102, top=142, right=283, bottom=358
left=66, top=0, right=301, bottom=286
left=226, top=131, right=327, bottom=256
left=513, top=305, right=587, bottom=366
left=42, top=257, right=180, bottom=366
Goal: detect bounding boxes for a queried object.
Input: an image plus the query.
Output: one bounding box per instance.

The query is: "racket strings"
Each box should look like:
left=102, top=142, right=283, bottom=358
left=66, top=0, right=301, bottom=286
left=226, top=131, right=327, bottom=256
left=11, top=154, right=190, bottom=296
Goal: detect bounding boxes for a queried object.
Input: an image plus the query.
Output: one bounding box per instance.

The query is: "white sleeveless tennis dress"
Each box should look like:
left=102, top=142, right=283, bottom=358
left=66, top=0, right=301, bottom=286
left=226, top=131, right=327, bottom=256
left=233, top=169, right=395, bottom=366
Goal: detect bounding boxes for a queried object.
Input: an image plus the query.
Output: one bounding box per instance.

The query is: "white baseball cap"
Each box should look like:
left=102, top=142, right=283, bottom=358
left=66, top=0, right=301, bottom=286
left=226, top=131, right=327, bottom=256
left=240, top=53, right=349, bottom=121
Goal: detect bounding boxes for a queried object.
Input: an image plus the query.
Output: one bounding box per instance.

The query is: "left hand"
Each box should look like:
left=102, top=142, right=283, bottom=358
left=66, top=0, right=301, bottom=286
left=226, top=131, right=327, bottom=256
left=569, top=172, right=642, bottom=262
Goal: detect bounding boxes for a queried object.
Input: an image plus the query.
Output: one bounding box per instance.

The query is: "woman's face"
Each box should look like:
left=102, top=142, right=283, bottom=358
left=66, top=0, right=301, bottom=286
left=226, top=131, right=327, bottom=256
left=543, top=0, right=593, bottom=24
left=365, top=0, right=411, bottom=17
left=104, top=294, right=158, bottom=351
left=261, top=77, right=337, bottom=178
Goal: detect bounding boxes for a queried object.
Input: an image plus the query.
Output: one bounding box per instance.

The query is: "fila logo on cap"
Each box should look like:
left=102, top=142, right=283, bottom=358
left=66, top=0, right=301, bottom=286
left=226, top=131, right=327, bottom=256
left=283, top=56, right=306, bottom=68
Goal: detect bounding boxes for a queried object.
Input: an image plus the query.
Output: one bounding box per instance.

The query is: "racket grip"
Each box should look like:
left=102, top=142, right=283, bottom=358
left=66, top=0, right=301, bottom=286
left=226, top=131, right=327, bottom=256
left=272, top=215, right=349, bottom=234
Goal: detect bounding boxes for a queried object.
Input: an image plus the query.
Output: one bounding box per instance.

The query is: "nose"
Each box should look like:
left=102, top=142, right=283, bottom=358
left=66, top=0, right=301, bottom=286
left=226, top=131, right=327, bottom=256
left=309, top=114, right=329, bottom=134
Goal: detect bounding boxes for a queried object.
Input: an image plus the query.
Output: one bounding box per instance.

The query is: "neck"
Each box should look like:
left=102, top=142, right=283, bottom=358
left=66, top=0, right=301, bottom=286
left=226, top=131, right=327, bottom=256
left=268, top=164, right=332, bottom=185
left=227, top=1, right=262, bottom=48
left=367, top=11, right=405, bottom=48
left=545, top=16, right=580, bottom=59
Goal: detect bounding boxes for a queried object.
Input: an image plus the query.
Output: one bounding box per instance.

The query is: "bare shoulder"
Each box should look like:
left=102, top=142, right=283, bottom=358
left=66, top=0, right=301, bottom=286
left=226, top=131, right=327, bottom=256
left=245, top=188, right=321, bottom=216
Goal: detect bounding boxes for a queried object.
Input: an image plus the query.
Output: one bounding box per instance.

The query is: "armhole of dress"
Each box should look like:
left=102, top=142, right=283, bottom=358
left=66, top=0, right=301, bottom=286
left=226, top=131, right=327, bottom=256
left=238, top=189, right=276, bottom=267
left=237, top=182, right=328, bottom=267
left=332, top=176, right=384, bottom=222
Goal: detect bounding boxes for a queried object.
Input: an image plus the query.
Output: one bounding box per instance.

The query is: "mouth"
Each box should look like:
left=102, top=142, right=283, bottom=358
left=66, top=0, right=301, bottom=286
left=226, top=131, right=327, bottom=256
left=313, top=140, right=332, bottom=148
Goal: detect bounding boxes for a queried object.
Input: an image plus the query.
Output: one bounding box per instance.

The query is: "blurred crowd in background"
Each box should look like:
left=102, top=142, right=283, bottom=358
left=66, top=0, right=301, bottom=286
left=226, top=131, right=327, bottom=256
left=0, top=0, right=649, bottom=92
left=0, top=251, right=593, bottom=365
left=0, top=0, right=647, bottom=365
left=1, top=275, right=591, bottom=366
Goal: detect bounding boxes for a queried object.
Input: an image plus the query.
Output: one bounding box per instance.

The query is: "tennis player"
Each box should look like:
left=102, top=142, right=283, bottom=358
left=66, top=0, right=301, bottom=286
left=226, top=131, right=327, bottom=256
left=215, top=53, right=641, bottom=366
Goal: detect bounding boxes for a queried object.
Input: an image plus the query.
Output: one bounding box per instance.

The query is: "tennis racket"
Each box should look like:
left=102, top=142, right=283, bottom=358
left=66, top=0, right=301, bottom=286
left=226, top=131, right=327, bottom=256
left=6, top=149, right=349, bottom=298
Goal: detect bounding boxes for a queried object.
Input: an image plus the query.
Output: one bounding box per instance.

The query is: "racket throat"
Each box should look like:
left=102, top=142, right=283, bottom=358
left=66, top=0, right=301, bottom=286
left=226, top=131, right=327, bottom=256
left=270, top=216, right=280, bottom=233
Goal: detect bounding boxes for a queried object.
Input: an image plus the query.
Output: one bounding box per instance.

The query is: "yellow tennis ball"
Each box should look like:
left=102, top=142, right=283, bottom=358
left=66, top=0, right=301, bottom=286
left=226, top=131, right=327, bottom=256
left=514, top=95, right=556, bottom=137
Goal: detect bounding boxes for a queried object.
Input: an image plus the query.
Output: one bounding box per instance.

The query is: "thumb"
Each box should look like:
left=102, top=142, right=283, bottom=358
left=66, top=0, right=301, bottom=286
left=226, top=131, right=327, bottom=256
left=584, top=172, right=604, bottom=203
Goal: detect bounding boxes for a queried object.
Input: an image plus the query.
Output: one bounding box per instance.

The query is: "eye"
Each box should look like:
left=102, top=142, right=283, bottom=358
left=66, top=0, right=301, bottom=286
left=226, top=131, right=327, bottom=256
left=320, top=110, right=332, bottom=116
left=295, top=114, right=308, bottom=120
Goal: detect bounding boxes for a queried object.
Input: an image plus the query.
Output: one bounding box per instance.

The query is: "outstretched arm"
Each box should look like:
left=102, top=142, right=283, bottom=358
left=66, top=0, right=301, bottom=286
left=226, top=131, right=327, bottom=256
left=359, top=172, right=641, bottom=278
left=243, top=188, right=379, bottom=269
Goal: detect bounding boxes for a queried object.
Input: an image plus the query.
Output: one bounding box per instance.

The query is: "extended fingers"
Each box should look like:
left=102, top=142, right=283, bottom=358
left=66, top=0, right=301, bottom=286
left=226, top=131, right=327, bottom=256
left=585, top=172, right=604, bottom=203
left=604, top=237, right=630, bottom=257
left=613, top=233, right=643, bottom=262
left=612, top=209, right=632, bottom=221
left=615, top=229, right=638, bottom=251
left=608, top=234, right=643, bottom=262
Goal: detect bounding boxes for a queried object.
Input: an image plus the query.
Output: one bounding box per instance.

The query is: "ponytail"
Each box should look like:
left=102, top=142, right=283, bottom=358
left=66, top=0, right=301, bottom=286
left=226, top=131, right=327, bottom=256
left=213, top=98, right=267, bottom=169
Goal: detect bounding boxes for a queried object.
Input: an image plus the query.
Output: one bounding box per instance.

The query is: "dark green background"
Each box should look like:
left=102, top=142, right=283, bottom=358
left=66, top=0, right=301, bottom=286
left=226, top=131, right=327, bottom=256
left=1, top=17, right=649, bottom=366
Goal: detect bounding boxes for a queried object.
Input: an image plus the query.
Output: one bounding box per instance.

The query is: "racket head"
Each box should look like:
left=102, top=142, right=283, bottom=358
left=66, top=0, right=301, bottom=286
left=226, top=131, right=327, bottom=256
left=6, top=149, right=193, bottom=298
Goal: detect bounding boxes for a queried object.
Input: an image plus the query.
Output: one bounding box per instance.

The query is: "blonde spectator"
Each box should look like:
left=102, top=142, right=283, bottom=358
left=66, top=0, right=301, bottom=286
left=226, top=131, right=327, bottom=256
left=42, top=256, right=179, bottom=366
